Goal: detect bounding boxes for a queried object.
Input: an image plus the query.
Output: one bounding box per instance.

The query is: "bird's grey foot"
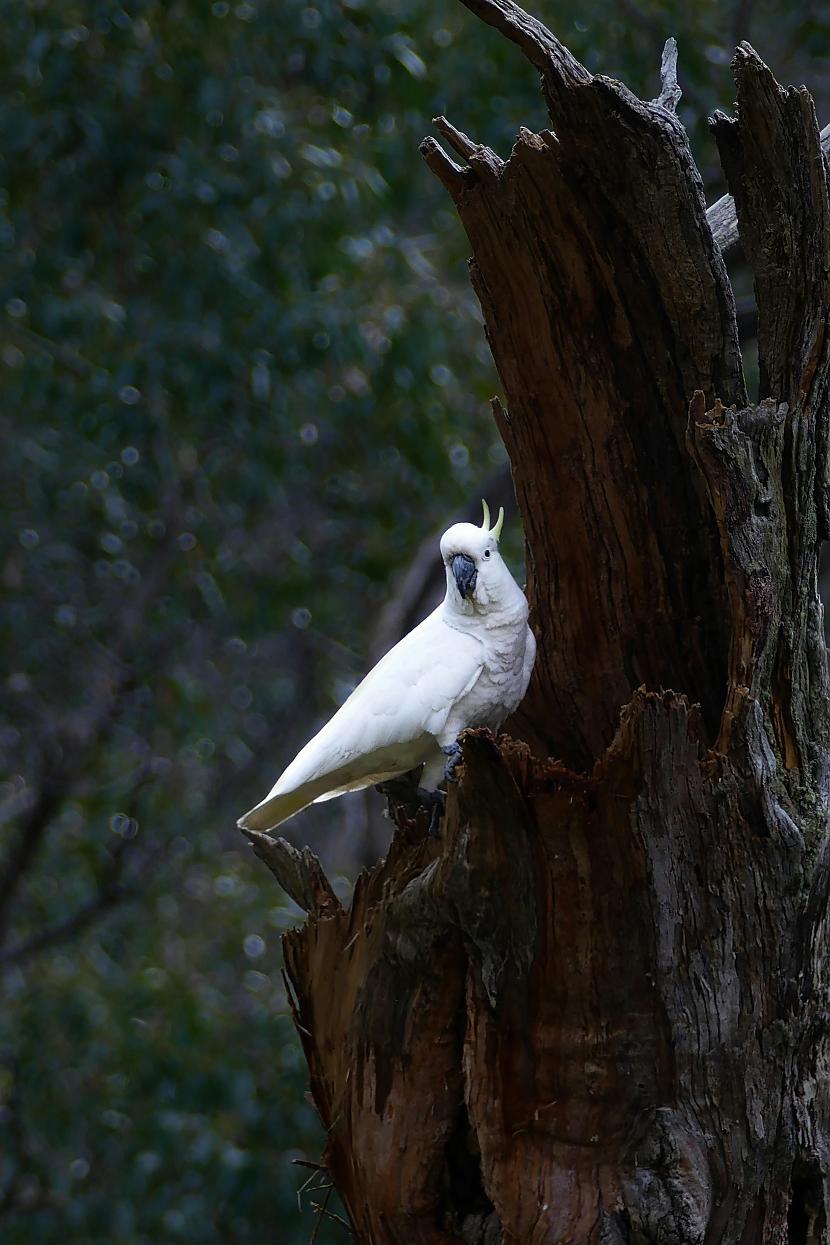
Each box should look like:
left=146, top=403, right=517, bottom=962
left=442, top=741, right=463, bottom=784
left=376, top=774, right=445, bottom=838
left=424, top=788, right=446, bottom=839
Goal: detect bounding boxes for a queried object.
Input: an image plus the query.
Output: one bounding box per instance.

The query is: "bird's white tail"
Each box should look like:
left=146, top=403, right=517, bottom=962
left=237, top=787, right=313, bottom=832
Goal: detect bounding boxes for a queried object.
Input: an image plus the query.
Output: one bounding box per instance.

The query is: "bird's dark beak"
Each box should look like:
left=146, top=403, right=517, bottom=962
left=451, top=553, right=477, bottom=600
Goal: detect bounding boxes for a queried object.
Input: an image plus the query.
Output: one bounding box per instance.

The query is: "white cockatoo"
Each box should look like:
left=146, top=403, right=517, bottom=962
left=237, top=501, right=536, bottom=833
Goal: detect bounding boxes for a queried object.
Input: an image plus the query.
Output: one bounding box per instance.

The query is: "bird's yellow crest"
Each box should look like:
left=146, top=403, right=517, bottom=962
left=480, top=498, right=505, bottom=542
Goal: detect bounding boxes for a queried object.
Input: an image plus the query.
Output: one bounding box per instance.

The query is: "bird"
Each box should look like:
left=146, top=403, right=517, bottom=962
left=237, top=500, right=536, bottom=834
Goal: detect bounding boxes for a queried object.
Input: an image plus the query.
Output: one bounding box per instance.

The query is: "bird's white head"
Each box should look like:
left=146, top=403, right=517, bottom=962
left=440, top=500, right=521, bottom=618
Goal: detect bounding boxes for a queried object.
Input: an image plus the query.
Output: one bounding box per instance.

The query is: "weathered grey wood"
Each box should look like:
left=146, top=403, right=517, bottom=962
left=707, top=189, right=742, bottom=257
left=712, top=45, right=830, bottom=410
left=708, top=119, right=830, bottom=260
left=652, top=36, right=681, bottom=113
left=239, top=828, right=339, bottom=917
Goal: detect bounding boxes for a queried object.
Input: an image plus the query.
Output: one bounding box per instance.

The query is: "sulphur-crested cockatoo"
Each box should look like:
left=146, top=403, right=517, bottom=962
left=237, top=501, right=535, bottom=833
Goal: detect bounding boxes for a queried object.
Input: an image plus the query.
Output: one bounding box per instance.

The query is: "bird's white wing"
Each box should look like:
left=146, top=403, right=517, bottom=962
left=238, top=609, right=484, bottom=831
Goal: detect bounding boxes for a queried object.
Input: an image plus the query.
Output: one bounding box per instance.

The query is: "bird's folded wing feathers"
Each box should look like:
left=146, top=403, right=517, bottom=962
left=238, top=611, right=484, bottom=828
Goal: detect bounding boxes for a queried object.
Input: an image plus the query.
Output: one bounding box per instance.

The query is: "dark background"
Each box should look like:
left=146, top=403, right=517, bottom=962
left=2, top=1, right=828, bottom=1240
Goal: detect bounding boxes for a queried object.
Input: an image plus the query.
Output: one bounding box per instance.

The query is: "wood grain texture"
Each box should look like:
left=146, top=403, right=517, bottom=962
left=255, top=5, right=830, bottom=1240
left=419, top=2, right=746, bottom=770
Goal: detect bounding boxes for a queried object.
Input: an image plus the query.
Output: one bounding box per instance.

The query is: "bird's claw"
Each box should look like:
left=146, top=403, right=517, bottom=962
left=426, top=789, right=445, bottom=839
left=442, top=741, right=463, bottom=784
left=376, top=775, right=445, bottom=840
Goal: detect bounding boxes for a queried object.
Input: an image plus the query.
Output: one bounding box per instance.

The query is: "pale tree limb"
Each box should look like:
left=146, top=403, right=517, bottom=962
left=653, top=37, right=681, bottom=113
left=239, top=829, right=340, bottom=918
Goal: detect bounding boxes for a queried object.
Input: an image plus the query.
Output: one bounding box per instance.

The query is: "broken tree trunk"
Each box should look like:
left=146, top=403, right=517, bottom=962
left=248, top=2, right=830, bottom=1240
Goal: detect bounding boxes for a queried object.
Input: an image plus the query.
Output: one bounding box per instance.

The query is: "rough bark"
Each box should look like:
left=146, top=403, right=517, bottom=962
left=248, top=4, right=830, bottom=1241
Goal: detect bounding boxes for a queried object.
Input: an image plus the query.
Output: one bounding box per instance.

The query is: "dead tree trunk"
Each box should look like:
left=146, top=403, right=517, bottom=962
left=246, top=2, right=830, bottom=1239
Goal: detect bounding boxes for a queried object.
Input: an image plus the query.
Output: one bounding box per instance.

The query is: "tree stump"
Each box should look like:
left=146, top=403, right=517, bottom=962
left=247, top=1, right=830, bottom=1239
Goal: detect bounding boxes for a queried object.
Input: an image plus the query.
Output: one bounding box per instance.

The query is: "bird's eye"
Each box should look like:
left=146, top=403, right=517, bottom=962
left=483, top=550, right=491, bottom=559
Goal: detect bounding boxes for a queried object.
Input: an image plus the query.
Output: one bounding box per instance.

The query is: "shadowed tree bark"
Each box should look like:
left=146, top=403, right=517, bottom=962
left=244, top=2, right=830, bottom=1239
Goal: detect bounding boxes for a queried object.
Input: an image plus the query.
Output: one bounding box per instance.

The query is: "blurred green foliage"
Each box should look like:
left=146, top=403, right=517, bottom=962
left=1, top=0, right=828, bottom=1240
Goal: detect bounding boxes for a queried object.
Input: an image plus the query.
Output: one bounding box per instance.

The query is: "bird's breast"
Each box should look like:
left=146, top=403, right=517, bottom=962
left=452, top=627, right=533, bottom=731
